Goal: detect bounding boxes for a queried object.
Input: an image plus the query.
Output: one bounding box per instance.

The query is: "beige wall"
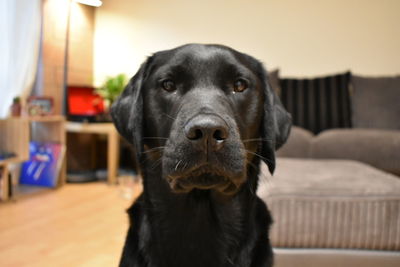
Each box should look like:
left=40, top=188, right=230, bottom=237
left=93, top=0, right=400, bottom=84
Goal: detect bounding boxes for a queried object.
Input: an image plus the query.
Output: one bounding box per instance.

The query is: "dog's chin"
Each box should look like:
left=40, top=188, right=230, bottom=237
left=167, top=172, right=244, bottom=196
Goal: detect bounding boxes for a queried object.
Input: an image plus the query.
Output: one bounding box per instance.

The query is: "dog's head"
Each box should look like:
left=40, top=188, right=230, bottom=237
left=111, top=44, right=291, bottom=195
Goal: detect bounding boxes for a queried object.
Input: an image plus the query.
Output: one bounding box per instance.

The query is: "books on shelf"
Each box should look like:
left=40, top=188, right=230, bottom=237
left=20, top=142, right=65, bottom=188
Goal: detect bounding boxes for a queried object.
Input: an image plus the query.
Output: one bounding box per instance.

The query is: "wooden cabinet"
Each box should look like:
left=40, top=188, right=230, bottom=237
left=0, top=116, right=66, bottom=201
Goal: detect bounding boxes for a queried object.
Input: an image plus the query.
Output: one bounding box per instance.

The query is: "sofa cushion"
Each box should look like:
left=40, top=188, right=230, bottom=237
left=280, top=72, right=351, bottom=134
left=277, top=126, right=313, bottom=158
left=258, top=158, right=400, bottom=250
left=310, top=129, right=400, bottom=176
left=273, top=248, right=400, bottom=267
left=351, top=75, right=400, bottom=130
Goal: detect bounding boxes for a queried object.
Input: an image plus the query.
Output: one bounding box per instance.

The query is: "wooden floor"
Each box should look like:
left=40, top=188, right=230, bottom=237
left=0, top=182, right=142, bottom=267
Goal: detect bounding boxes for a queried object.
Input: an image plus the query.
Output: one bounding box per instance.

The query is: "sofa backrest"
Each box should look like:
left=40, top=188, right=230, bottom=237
left=279, top=72, right=352, bottom=134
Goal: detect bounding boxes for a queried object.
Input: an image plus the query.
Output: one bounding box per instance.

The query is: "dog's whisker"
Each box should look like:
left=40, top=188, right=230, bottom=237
left=161, top=112, right=177, bottom=121
left=227, top=257, right=234, bottom=266
left=175, top=159, right=183, bottom=171
left=242, top=138, right=288, bottom=148
left=150, top=158, right=163, bottom=169
left=141, top=153, right=156, bottom=163
left=242, top=138, right=274, bottom=143
left=142, top=146, right=166, bottom=154
left=142, top=148, right=165, bottom=168
left=143, top=137, right=169, bottom=140
left=243, top=149, right=274, bottom=165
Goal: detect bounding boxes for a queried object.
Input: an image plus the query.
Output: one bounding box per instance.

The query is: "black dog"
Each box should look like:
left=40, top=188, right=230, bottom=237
left=111, top=44, right=291, bottom=267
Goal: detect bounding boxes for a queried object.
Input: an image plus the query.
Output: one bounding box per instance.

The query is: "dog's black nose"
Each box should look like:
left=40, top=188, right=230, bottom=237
left=185, top=115, right=228, bottom=151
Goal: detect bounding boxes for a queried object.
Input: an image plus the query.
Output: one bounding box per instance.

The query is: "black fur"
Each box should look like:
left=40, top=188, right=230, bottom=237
left=111, top=44, right=291, bottom=267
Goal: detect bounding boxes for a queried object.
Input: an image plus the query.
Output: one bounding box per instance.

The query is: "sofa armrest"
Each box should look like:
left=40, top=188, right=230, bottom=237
left=310, top=129, right=400, bottom=175
left=277, top=126, right=313, bottom=158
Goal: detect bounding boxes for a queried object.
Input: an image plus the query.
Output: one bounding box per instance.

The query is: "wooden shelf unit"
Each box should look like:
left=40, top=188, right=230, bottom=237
left=66, top=122, right=120, bottom=185
left=0, top=118, right=30, bottom=161
left=0, top=116, right=66, bottom=201
left=0, top=118, right=29, bottom=201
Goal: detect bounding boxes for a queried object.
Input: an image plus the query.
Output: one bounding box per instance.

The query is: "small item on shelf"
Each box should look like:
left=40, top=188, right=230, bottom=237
left=27, top=96, right=53, bottom=116
left=10, top=97, right=22, bottom=116
left=0, top=151, right=16, bottom=161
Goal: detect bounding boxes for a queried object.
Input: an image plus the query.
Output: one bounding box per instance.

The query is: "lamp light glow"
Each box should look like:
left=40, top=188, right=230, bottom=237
left=74, top=0, right=102, bottom=7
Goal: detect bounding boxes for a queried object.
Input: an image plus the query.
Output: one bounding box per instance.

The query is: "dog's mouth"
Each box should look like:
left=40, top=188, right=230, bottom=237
left=166, top=165, right=243, bottom=195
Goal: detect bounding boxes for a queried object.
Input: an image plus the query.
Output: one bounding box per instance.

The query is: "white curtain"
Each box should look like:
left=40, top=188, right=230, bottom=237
left=0, top=0, right=42, bottom=118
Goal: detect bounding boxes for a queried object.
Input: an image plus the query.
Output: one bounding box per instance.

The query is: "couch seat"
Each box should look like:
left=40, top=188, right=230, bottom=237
left=257, top=158, right=400, bottom=250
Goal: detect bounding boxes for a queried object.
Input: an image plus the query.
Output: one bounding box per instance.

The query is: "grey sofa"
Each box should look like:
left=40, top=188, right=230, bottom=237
left=278, top=126, right=400, bottom=176
left=257, top=127, right=400, bottom=267
left=258, top=73, right=400, bottom=266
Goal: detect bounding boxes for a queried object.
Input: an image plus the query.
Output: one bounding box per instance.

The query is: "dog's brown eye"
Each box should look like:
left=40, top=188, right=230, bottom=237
left=161, top=80, right=176, bottom=92
left=233, top=79, right=248, bottom=92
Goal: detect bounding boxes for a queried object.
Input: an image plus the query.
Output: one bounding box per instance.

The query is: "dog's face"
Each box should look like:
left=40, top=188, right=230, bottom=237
left=112, top=44, right=291, bottom=196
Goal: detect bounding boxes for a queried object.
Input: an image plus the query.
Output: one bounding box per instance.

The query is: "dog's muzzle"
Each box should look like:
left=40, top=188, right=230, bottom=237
left=166, top=164, right=243, bottom=195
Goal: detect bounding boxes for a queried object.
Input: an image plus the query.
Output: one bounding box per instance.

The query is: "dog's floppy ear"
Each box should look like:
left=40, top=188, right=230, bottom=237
left=260, top=70, right=292, bottom=174
left=111, top=58, right=153, bottom=163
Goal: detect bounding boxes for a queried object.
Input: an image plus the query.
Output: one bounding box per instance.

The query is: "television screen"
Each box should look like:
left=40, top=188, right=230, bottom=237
left=67, top=86, right=105, bottom=116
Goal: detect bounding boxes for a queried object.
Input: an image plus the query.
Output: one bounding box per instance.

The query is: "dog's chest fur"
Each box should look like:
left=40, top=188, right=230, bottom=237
left=138, top=169, right=258, bottom=267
